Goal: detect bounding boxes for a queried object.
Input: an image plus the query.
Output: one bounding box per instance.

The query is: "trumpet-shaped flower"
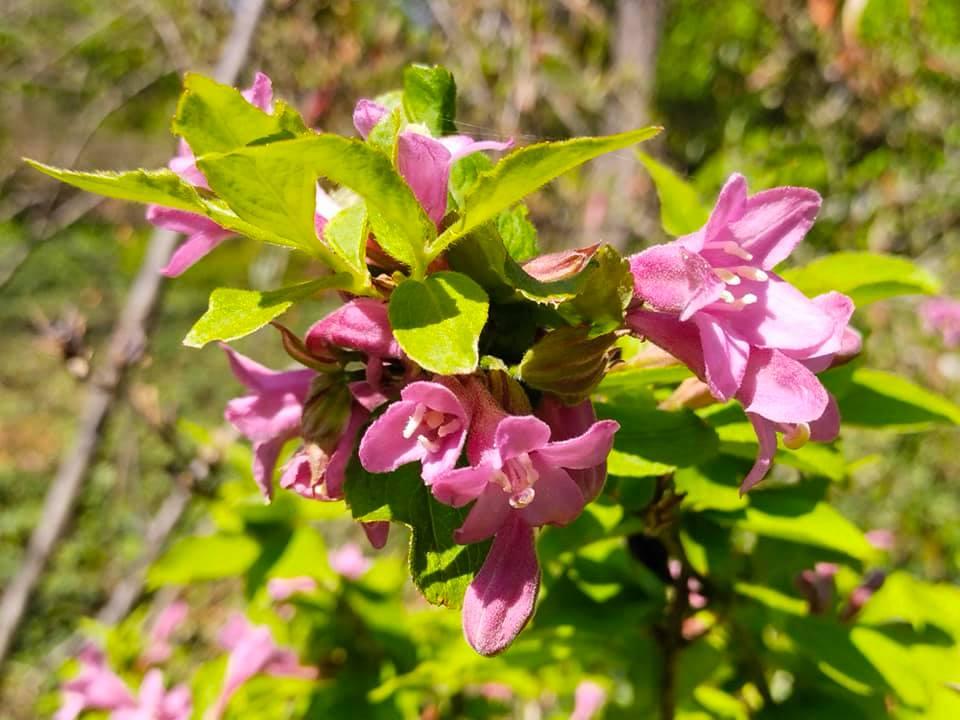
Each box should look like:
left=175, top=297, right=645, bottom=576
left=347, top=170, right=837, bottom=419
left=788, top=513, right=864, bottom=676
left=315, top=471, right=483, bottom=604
left=112, top=670, right=192, bottom=720
left=55, top=645, right=134, bottom=720
left=328, top=542, right=372, bottom=580
left=222, top=345, right=313, bottom=501
left=628, top=174, right=858, bottom=491
left=207, top=614, right=316, bottom=720
left=140, top=600, right=188, bottom=667
left=359, top=380, right=471, bottom=482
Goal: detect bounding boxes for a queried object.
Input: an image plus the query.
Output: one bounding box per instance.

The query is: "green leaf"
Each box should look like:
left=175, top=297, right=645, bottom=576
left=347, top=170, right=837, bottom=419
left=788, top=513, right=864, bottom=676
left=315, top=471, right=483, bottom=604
left=675, top=458, right=747, bottom=511
left=595, top=365, right=694, bottom=400
left=200, top=135, right=434, bottom=275
left=366, top=107, right=402, bottom=157
left=519, top=327, right=617, bottom=403
left=147, top=533, right=260, bottom=587
left=323, top=202, right=369, bottom=276
left=496, top=205, right=540, bottom=262
left=711, top=490, right=873, bottom=560
left=24, top=162, right=206, bottom=214
left=389, top=271, right=489, bottom=374
left=595, top=391, right=719, bottom=474
left=781, top=251, right=941, bottom=306
left=173, top=73, right=309, bottom=155
left=402, top=64, right=457, bottom=136
left=344, top=461, right=489, bottom=608
left=432, top=126, right=662, bottom=257
left=833, top=368, right=960, bottom=430
left=557, top=245, right=633, bottom=335
left=183, top=276, right=349, bottom=348
left=635, top=151, right=710, bottom=235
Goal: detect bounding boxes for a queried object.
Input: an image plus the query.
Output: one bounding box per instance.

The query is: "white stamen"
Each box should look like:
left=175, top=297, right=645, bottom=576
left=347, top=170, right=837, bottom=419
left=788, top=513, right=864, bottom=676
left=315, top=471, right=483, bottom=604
left=417, top=435, right=441, bottom=453
left=402, top=403, right=426, bottom=439
left=516, top=453, right=540, bottom=485
left=719, top=241, right=753, bottom=261
left=782, top=422, right=811, bottom=449
left=715, top=268, right=741, bottom=285
left=737, top=293, right=758, bottom=306
left=734, top=266, right=768, bottom=282
left=492, top=471, right=511, bottom=492
left=436, top=418, right=462, bottom=438
left=720, top=290, right=737, bottom=304
left=509, top=487, right=536, bottom=508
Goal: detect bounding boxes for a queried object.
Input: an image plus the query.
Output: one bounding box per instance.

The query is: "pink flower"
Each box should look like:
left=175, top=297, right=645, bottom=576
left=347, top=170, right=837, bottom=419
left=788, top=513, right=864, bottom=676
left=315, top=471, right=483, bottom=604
left=795, top=562, right=839, bottom=615
left=359, top=380, right=471, bottom=482
left=920, top=297, right=960, bottom=348
left=267, top=576, right=318, bottom=602
left=866, top=529, right=895, bottom=551
left=147, top=73, right=275, bottom=277
left=353, top=100, right=512, bottom=226
left=112, top=670, right=192, bottom=720
left=627, top=174, right=858, bottom=491
left=430, top=388, right=617, bottom=656
left=55, top=645, right=134, bottom=720
left=207, top=614, right=317, bottom=720
left=840, top=569, right=886, bottom=622
left=140, top=600, right=188, bottom=667
left=537, top=396, right=609, bottom=503
left=222, top=345, right=314, bottom=502
left=328, top=542, right=371, bottom=580
left=571, top=680, right=607, bottom=720
left=430, top=412, right=618, bottom=541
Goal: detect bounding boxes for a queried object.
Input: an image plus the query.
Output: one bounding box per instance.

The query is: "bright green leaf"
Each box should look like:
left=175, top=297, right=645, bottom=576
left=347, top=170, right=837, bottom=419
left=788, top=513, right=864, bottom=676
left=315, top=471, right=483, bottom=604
left=199, top=135, right=434, bottom=274
left=402, top=64, right=457, bottom=136
left=344, top=461, right=489, bottom=608
left=496, top=205, right=540, bottom=262
left=323, top=202, right=369, bottom=275
left=147, top=533, right=260, bottom=587
left=636, top=151, right=710, bottom=235
left=183, top=276, right=349, bottom=348
left=557, top=245, right=634, bottom=335
left=781, top=252, right=941, bottom=306
left=432, top=126, right=662, bottom=257
left=173, top=73, right=309, bottom=155
left=389, top=271, right=489, bottom=374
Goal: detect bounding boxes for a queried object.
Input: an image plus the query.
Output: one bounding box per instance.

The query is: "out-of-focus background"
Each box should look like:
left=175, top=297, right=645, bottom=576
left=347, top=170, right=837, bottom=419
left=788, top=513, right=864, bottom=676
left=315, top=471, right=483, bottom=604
left=1, top=0, right=958, bottom=716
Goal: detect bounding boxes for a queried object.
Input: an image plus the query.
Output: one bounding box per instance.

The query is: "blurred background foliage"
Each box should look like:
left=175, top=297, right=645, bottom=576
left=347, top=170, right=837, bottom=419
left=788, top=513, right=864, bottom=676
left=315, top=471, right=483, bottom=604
left=1, top=0, right=958, bottom=717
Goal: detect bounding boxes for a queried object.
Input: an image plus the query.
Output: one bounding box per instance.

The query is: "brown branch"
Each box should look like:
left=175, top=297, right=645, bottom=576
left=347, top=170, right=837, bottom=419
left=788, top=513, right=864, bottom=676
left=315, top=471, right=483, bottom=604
left=0, top=0, right=267, bottom=667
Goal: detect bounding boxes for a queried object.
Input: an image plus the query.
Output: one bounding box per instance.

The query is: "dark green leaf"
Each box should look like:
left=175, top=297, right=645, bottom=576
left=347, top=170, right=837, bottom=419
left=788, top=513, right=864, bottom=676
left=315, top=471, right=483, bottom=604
left=833, top=368, right=960, bottom=430
left=557, top=245, right=633, bottom=335
left=389, top=271, right=489, bottom=374
left=402, top=64, right=457, bottom=136
left=519, top=327, right=617, bottom=403
left=344, top=461, right=489, bottom=608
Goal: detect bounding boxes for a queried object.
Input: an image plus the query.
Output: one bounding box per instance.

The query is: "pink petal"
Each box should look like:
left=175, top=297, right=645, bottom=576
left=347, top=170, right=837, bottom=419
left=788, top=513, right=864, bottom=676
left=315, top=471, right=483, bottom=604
left=737, top=349, right=829, bottom=424
left=353, top=99, right=388, bottom=139
left=305, top=298, right=402, bottom=358
left=571, top=680, right=608, bottom=720
left=324, top=403, right=369, bottom=499
left=358, top=400, right=426, bottom=473
left=240, top=72, right=274, bottom=113
left=328, top=543, right=371, bottom=580
left=522, top=244, right=600, bottom=282
left=462, top=515, right=540, bottom=656
left=703, top=173, right=749, bottom=244
left=362, top=521, right=390, bottom=549
left=314, top=184, right=341, bottom=225
left=168, top=140, right=208, bottom=189
left=809, top=392, right=840, bottom=442
left=798, top=292, right=857, bottom=370
left=629, top=243, right=725, bottom=320
left=252, top=437, right=285, bottom=501
left=534, top=419, right=619, bottom=470
left=519, top=464, right=585, bottom=528
left=397, top=131, right=453, bottom=226
left=721, top=276, right=839, bottom=357
left=625, top=309, right=706, bottom=379
left=161, top=231, right=233, bottom=277
left=221, top=344, right=314, bottom=395
left=741, top=413, right=778, bottom=493
left=493, top=415, right=552, bottom=461
left=267, top=576, right=318, bottom=601
left=694, top=314, right=750, bottom=401
left=146, top=206, right=226, bottom=236
left=401, top=381, right=470, bottom=420
left=441, top=135, right=514, bottom=162
left=431, top=463, right=496, bottom=507
left=348, top=380, right=390, bottom=412
left=454, top=485, right=512, bottom=543
left=731, top=185, right=821, bottom=270
left=536, top=397, right=608, bottom=503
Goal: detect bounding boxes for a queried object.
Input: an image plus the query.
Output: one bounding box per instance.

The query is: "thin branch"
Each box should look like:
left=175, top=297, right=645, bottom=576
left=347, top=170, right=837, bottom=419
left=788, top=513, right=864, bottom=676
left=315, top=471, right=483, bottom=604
left=0, top=0, right=267, bottom=667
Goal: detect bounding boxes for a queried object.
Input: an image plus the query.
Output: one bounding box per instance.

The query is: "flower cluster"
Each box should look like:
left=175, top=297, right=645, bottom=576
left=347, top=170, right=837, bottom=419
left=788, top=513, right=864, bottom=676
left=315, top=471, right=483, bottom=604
left=35, top=68, right=863, bottom=659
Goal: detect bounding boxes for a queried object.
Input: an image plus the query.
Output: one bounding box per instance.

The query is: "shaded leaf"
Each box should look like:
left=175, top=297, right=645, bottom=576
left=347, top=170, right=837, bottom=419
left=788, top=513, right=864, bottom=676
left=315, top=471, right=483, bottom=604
left=402, top=64, right=457, bottom=136
left=519, top=327, right=617, bottom=403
